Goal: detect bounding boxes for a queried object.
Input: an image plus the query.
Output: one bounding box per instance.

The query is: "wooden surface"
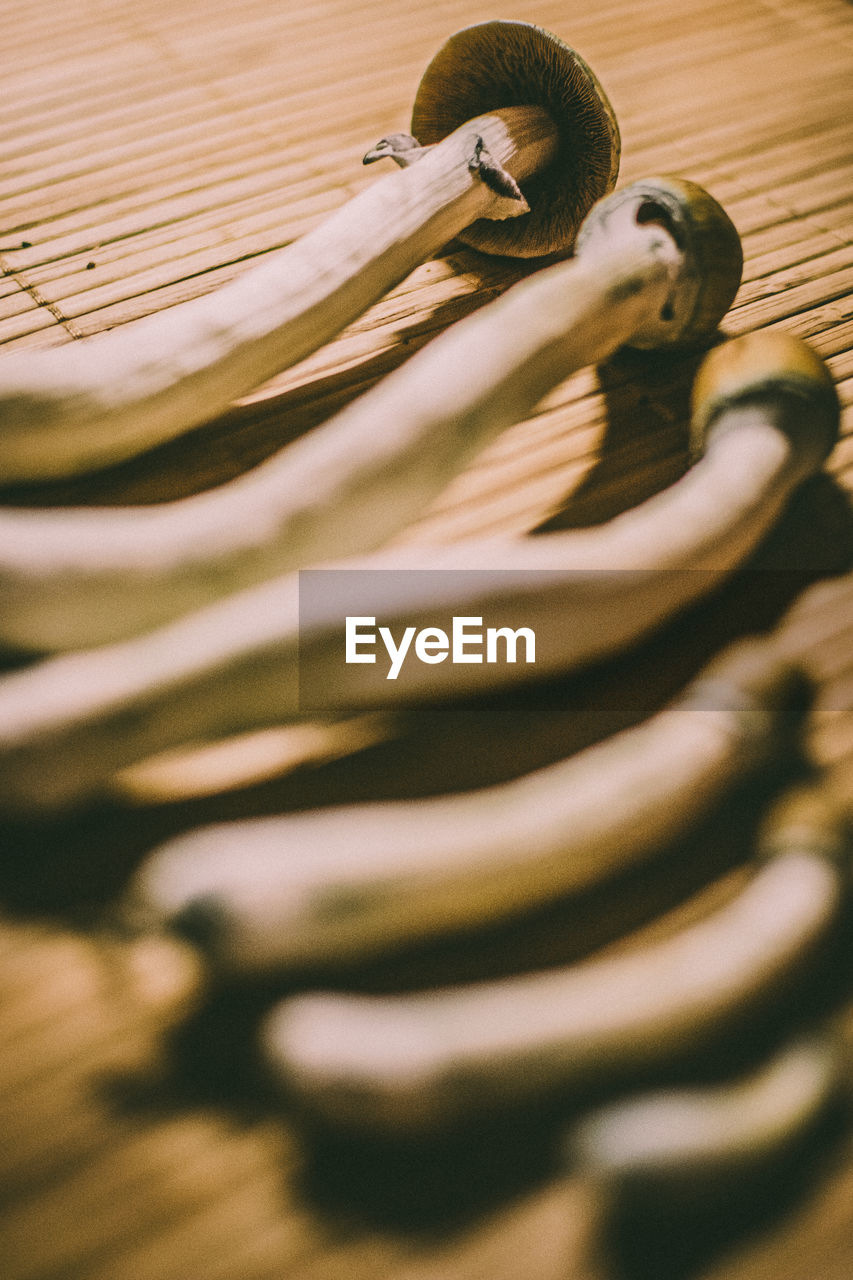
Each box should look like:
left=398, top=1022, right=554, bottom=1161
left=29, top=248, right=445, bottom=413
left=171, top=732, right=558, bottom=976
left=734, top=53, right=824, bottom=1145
left=1, top=0, right=853, bottom=1277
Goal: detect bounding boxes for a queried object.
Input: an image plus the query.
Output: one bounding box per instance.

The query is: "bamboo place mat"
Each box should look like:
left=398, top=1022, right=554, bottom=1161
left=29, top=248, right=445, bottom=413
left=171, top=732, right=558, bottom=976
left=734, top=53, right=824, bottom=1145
left=1, top=0, right=853, bottom=1277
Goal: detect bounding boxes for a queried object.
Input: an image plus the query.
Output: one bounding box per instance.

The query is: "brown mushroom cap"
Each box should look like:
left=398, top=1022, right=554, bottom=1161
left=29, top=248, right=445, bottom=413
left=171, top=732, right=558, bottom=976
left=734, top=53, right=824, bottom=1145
left=690, top=331, right=840, bottom=472
left=410, top=20, right=620, bottom=258
left=757, top=779, right=850, bottom=864
left=576, top=176, right=744, bottom=350
left=680, top=639, right=810, bottom=762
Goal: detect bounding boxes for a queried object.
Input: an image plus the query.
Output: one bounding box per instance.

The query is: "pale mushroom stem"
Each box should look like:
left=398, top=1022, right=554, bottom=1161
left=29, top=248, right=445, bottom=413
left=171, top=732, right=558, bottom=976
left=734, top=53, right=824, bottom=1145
left=0, top=222, right=674, bottom=653
left=261, top=783, right=849, bottom=1134
left=0, top=334, right=834, bottom=813
left=0, top=179, right=731, bottom=655
left=569, top=1032, right=841, bottom=1212
left=128, top=643, right=806, bottom=976
left=0, top=107, right=555, bottom=482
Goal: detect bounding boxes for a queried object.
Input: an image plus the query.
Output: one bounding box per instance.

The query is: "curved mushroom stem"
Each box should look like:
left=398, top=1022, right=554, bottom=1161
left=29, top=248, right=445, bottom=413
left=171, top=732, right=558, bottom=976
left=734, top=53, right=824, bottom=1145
left=127, top=643, right=807, bottom=976
left=0, top=19, right=622, bottom=483
left=0, top=177, right=738, bottom=654
left=0, top=106, right=554, bottom=483
left=0, top=334, right=838, bottom=813
left=260, top=782, right=849, bottom=1135
left=568, top=1031, right=842, bottom=1214
left=356, top=1030, right=844, bottom=1272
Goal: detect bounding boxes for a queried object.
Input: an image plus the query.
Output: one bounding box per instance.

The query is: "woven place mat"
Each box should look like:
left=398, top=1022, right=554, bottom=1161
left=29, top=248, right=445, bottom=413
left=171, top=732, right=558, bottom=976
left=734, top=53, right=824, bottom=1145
left=1, top=1, right=853, bottom=1278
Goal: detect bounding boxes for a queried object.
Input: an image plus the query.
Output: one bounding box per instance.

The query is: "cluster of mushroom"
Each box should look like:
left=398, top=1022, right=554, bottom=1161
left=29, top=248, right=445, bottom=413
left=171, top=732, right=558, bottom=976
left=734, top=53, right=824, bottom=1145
left=1, top=17, right=849, bottom=1241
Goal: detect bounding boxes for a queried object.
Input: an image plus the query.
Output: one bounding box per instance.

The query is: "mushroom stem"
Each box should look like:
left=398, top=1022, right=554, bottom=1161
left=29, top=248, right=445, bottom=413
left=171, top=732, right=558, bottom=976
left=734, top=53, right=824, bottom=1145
left=568, top=1031, right=842, bottom=1211
left=0, top=334, right=837, bottom=813
left=128, top=642, right=807, bottom=976
left=0, top=107, right=555, bottom=484
left=261, top=782, right=849, bottom=1134
left=1, top=18, right=624, bottom=482
left=0, top=177, right=733, bottom=654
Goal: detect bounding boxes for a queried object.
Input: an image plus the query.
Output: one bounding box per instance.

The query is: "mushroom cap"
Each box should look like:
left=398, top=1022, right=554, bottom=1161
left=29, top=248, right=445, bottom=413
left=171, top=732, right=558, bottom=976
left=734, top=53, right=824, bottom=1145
left=682, top=638, right=811, bottom=767
left=690, top=331, right=840, bottom=473
left=576, top=176, right=744, bottom=350
left=757, top=779, right=850, bottom=863
left=411, top=20, right=620, bottom=258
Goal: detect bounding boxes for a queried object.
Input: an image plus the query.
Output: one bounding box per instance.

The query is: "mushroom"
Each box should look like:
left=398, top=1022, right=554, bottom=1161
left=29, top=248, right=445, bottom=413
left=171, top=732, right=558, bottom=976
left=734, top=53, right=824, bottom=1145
left=127, top=642, right=807, bottom=976
left=261, top=781, right=850, bottom=1134
left=0, top=173, right=741, bottom=654
left=568, top=1031, right=842, bottom=1217
left=0, top=21, right=618, bottom=482
left=0, top=333, right=838, bottom=813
